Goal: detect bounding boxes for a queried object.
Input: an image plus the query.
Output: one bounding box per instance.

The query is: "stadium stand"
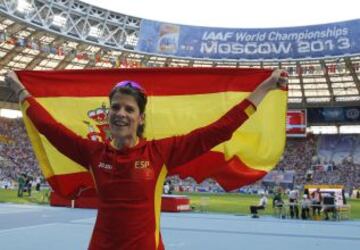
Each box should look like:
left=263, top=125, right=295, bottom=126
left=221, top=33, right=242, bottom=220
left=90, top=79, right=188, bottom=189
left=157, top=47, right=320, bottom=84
left=2, top=115, right=360, bottom=193
left=0, top=117, right=41, bottom=188
left=276, top=135, right=360, bottom=191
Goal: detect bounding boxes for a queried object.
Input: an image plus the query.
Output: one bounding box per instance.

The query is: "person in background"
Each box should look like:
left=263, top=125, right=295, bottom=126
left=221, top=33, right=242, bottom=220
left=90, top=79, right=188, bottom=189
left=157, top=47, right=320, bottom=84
left=273, top=188, right=285, bottom=218
left=25, top=175, right=32, bottom=197
left=311, top=188, right=322, bottom=218
left=35, top=176, right=41, bottom=192
left=250, top=193, right=268, bottom=218
left=168, top=180, right=174, bottom=194
left=323, top=192, right=336, bottom=220
left=163, top=181, right=170, bottom=195
left=288, top=188, right=299, bottom=219
left=301, top=194, right=311, bottom=219
left=17, top=173, right=25, bottom=197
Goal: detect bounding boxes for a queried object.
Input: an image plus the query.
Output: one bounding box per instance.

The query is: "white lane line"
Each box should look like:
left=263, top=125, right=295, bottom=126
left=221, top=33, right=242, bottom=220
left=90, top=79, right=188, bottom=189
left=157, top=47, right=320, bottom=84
left=0, top=223, right=59, bottom=234
left=70, top=217, right=96, bottom=224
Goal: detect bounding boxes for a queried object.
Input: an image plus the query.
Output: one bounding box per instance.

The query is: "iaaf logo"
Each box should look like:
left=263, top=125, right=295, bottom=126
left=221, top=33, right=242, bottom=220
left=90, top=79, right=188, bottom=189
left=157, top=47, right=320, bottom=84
left=83, top=103, right=111, bottom=143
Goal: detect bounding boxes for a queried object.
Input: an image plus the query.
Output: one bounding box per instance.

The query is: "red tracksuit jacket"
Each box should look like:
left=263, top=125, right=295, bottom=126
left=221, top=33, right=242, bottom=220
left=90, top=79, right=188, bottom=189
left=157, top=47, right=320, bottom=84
left=25, top=96, right=255, bottom=250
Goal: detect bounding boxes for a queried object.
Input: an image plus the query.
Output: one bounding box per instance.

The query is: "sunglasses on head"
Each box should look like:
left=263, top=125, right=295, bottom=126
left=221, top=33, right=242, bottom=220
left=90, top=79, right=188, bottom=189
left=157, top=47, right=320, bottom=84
left=113, top=80, right=145, bottom=93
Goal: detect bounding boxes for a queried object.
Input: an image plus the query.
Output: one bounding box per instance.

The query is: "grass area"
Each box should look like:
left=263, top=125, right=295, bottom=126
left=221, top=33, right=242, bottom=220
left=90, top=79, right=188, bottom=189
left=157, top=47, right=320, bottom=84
left=0, top=188, right=49, bottom=205
left=181, top=192, right=360, bottom=219
left=1, top=189, right=359, bottom=219
left=349, top=198, right=360, bottom=219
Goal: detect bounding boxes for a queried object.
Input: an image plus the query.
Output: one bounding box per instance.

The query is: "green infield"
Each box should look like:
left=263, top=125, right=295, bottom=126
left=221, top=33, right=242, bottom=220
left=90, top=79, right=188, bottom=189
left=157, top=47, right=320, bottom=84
left=0, top=189, right=359, bottom=219
left=0, top=188, right=49, bottom=205
left=181, top=192, right=360, bottom=219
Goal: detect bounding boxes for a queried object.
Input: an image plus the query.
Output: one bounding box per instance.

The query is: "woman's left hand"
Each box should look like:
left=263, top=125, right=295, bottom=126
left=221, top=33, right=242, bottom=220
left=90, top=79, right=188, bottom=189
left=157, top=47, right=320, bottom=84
left=267, top=69, right=288, bottom=90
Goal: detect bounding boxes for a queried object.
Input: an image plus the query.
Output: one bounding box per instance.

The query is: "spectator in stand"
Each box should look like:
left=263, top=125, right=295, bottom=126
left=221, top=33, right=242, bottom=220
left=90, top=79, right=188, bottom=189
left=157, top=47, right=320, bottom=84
left=1, top=117, right=43, bottom=185
left=250, top=193, right=268, bottom=218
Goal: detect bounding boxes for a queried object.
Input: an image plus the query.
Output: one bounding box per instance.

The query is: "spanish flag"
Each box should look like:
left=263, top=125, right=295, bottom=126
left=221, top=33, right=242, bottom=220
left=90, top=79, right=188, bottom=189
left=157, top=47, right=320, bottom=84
left=17, top=67, right=287, bottom=198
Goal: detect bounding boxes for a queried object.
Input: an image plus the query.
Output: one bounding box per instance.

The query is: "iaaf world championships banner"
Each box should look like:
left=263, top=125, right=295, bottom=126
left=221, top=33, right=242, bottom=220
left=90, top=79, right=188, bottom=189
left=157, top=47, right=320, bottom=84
left=136, top=19, right=360, bottom=60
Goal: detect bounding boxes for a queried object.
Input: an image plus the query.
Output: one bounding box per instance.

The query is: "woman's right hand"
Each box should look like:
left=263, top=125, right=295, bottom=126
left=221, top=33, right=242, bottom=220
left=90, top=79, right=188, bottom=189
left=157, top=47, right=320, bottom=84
left=5, top=71, right=30, bottom=102
left=6, top=71, right=24, bottom=92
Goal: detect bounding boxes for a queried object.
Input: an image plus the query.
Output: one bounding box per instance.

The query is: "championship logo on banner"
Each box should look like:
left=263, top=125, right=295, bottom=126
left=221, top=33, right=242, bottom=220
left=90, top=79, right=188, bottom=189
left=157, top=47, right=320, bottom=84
left=137, top=19, right=360, bottom=60
left=17, top=67, right=288, bottom=198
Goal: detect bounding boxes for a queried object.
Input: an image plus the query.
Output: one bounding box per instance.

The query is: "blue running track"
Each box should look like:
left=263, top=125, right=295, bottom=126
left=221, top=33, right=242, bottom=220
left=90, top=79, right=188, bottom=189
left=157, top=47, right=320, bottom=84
left=0, top=203, right=359, bottom=250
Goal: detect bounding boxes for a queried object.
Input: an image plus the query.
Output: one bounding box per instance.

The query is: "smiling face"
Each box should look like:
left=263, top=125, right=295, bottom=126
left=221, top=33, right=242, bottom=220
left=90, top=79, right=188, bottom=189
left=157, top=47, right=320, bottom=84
left=109, top=93, right=144, bottom=140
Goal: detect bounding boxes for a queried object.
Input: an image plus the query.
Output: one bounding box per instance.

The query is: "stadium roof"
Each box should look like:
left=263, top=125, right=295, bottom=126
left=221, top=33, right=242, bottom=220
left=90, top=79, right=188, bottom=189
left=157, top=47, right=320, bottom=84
left=82, top=0, right=360, bottom=28
left=0, top=0, right=359, bottom=109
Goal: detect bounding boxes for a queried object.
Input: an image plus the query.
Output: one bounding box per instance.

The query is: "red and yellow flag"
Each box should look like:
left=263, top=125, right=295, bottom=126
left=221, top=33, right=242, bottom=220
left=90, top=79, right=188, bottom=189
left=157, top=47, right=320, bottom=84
left=17, top=67, right=287, bottom=198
